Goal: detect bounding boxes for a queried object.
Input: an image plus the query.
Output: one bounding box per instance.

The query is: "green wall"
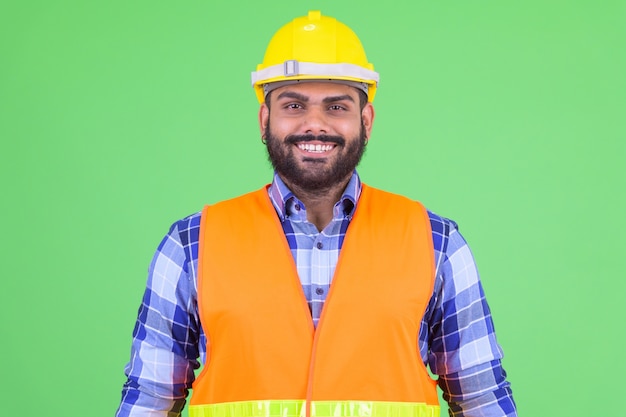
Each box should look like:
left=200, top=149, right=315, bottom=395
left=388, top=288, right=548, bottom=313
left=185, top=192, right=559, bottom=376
left=1, top=1, right=624, bottom=416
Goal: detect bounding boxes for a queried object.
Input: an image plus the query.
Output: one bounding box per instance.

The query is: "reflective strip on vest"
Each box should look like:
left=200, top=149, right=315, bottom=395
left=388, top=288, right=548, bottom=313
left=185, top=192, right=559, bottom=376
left=190, top=400, right=440, bottom=417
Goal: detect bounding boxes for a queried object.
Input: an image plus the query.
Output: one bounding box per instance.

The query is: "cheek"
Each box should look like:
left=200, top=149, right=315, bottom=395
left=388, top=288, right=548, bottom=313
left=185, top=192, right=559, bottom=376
left=268, top=114, right=296, bottom=137
left=337, top=119, right=363, bottom=137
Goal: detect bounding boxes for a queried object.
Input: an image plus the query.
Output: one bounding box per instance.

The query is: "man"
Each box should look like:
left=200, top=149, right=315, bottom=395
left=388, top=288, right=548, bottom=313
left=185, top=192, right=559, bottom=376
left=116, top=10, right=517, bottom=417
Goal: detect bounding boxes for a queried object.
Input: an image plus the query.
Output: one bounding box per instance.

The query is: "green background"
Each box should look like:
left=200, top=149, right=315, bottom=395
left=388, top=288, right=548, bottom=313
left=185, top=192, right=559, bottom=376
left=1, top=1, right=625, bottom=416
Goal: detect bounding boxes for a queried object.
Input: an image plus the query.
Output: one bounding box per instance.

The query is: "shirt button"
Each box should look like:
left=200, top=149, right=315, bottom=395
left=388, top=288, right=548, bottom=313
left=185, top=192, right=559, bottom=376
left=316, top=242, right=323, bottom=249
left=294, top=204, right=301, bottom=211
left=315, top=288, right=325, bottom=295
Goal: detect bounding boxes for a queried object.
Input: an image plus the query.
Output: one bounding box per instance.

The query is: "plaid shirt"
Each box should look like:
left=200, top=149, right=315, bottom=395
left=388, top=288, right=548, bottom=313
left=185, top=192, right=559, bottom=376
left=116, top=172, right=517, bottom=417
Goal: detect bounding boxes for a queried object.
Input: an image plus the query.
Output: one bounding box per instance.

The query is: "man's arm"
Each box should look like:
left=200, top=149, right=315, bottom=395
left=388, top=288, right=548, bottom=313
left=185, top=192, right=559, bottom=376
left=116, top=215, right=202, bottom=417
left=428, top=219, right=517, bottom=416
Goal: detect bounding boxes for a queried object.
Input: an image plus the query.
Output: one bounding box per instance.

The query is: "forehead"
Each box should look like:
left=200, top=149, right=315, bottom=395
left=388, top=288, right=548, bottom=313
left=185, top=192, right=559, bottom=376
left=270, top=81, right=359, bottom=102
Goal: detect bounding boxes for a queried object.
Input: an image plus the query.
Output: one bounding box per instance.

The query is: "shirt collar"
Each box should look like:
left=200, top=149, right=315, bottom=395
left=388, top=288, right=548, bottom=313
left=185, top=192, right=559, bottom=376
left=268, top=171, right=362, bottom=222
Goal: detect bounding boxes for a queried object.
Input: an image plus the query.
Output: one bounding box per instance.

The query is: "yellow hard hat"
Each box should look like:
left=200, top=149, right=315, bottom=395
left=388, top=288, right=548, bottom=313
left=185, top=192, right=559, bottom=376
left=251, top=10, right=379, bottom=103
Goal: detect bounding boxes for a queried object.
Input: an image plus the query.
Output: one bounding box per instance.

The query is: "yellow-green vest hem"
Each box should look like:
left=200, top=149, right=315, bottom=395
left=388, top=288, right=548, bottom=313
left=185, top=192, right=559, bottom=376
left=189, top=400, right=440, bottom=417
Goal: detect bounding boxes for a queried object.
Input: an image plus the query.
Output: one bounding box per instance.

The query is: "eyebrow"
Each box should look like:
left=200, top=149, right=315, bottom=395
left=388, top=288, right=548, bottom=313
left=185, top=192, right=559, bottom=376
left=276, top=91, right=309, bottom=102
left=322, top=94, right=355, bottom=104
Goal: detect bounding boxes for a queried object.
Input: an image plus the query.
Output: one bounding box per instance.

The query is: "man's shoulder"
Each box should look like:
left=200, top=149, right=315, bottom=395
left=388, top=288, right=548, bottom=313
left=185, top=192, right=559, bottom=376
left=164, top=211, right=202, bottom=248
left=165, top=187, right=267, bottom=244
left=425, top=209, right=461, bottom=257
left=171, top=211, right=202, bottom=230
left=363, top=184, right=459, bottom=233
left=426, top=210, right=458, bottom=237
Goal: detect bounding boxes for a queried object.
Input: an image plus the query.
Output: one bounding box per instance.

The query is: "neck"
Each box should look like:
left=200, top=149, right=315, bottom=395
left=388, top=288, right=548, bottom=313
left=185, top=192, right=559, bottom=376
left=282, top=176, right=351, bottom=232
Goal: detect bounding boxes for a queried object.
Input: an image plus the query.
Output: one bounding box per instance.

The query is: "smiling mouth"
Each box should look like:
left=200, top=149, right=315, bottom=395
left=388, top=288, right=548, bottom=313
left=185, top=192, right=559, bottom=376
left=297, top=143, right=336, bottom=153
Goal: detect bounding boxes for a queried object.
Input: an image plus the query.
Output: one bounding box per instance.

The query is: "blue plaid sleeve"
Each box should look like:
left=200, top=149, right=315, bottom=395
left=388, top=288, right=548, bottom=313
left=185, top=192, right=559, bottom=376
left=115, top=213, right=203, bottom=417
left=425, top=212, right=517, bottom=416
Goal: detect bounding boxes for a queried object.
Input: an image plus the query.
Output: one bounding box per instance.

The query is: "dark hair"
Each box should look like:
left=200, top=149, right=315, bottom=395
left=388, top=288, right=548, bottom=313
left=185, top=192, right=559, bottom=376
left=356, top=89, right=368, bottom=109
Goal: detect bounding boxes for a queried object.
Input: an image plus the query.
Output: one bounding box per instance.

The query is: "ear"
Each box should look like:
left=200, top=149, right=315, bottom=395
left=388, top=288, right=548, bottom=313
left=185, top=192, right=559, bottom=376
left=361, top=102, right=375, bottom=139
left=258, top=103, right=269, bottom=140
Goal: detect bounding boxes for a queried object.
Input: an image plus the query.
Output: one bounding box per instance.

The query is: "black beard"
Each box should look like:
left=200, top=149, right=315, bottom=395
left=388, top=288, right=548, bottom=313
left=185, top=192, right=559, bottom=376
left=264, top=123, right=367, bottom=193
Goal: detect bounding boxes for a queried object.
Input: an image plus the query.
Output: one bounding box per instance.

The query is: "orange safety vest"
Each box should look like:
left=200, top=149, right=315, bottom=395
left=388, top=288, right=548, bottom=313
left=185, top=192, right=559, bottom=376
left=191, top=184, right=440, bottom=417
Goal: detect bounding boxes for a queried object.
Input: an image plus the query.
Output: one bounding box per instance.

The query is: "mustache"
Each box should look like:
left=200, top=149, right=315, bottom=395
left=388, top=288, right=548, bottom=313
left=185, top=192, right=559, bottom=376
left=285, top=134, right=345, bottom=146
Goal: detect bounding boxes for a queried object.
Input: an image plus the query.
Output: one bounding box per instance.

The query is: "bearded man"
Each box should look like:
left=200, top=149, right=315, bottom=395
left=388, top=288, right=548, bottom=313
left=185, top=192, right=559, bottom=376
left=116, top=10, right=517, bottom=417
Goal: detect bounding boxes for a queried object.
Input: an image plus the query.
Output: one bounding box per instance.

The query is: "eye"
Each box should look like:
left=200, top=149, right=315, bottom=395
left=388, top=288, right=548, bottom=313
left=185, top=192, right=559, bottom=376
left=328, top=104, right=347, bottom=111
left=284, top=103, right=304, bottom=110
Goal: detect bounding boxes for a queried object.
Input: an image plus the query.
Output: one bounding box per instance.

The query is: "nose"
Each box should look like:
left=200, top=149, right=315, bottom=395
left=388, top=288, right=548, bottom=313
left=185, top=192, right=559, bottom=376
left=302, top=107, right=328, bottom=136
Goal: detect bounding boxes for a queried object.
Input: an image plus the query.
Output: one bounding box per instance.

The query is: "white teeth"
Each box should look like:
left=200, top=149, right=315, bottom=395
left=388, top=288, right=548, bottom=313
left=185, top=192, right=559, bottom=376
left=298, top=143, right=334, bottom=153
